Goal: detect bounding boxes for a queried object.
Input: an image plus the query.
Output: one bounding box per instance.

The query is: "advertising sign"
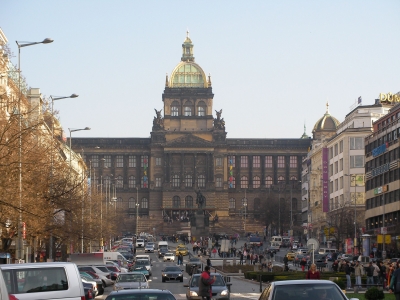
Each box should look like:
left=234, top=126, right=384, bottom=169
left=322, top=148, right=329, bottom=212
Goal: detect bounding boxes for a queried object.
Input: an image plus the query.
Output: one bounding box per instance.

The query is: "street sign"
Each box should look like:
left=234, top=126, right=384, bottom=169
left=381, top=227, right=387, bottom=234
left=304, top=229, right=308, bottom=234
left=382, top=250, right=387, bottom=259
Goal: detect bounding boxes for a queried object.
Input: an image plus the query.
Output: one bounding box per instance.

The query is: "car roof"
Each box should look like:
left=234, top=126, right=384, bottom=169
left=273, top=279, right=335, bottom=286
left=191, top=273, right=221, bottom=277
left=108, top=289, right=174, bottom=295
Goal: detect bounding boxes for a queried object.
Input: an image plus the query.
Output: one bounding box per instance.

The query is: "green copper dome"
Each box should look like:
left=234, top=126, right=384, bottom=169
left=169, top=32, right=208, bottom=88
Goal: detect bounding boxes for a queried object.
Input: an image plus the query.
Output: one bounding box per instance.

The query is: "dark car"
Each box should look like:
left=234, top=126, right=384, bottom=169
left=161, top=266, right=184, bottom=283
left=80, top=271, right=105, bottom=295
left=184, top=273, right=231, bottom=300
left=105, top=288, right=176, bottom=300
left=186, top=257, right=202, bottom=275
left=158, top=247, right=169, bottom=258
left=307, top=254, right=327, bottom=269
left=82, top=282, right=94, bottom=300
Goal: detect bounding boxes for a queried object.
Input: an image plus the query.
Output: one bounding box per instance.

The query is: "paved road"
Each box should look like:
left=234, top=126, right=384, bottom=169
left=97, top=240, right=265, bottom=300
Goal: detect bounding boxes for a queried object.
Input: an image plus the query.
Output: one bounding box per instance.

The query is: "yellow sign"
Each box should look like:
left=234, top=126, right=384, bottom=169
left=377, top=234, right=391, bottom=244
left=380, top=93, right=400, bottom=104
left=324, top=227, right=335, bottom=236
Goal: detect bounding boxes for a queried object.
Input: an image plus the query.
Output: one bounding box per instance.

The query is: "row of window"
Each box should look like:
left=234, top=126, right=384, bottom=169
left=91, top=155, right=151, bottom=168
left=227, top=155, right=298, bottom=168
left=329, top=155, right=364, bottom=174
left=170, top=100, right=207, bottom=117
left=366, top=170, right=400, bottom=192
left=329, top=137, right=364, bottom=159
left=366, top=211, right=399, bottom=231
left=366, top=189, right=400, bottom=210
left=365, top=149, right=399, bottom=172
left=366, top=126, right=400, bottom=153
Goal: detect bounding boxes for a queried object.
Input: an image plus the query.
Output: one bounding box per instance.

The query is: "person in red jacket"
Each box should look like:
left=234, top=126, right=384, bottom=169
left=306, top=263, right=320, bottom=279
left=198, top=266, right=216, bottom=300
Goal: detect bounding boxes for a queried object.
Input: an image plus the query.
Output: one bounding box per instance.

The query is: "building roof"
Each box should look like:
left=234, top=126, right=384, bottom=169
left=312, top=102, right=340, bottom=133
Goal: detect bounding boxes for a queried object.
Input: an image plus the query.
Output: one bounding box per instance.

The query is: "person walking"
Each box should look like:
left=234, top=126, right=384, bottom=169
left=372, top=261, right=380, bottom=284
left=300, top=257, right=307, bottom=272
left=366, top=262, right=375, bottom=287
left=239, top=252, right=244, bottom=265
left=354, top=261, right=363, bottom=288
left=198, top=266, right=215, bottom=300
left=306, top=263, right=320, bottom=279
left=389, top=262, right=400, bottom=299
left=345, top=261, right=352, bottom=290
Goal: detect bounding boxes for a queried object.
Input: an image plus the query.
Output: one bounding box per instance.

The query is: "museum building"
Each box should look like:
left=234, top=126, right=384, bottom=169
left=71, top=35, right=312, bottom=234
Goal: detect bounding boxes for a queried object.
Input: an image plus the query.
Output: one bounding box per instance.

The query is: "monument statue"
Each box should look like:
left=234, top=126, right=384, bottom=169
left=195, top=190, right=205, bottom=209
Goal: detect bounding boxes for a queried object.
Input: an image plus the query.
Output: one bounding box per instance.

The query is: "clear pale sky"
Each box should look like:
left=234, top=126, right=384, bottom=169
left=1, top=1, right=399, bottom=139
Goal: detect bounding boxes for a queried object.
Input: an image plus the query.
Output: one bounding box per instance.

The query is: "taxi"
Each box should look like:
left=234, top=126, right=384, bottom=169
left=175, top=246, right=188, bottom=256
left=287, top=252, right=296, bottom=261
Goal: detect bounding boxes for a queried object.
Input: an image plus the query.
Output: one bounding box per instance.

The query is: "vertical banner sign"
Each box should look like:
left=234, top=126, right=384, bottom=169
left=229, top=156, right=233, bottom=188
left=143, top=156, right=148, bottom=188
left=322, top=148, right=329, bottom=212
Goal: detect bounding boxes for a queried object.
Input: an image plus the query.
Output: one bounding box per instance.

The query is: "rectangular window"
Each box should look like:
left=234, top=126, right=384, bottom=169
left=228, top=155, right=235, bottom=167
left=141, top=155, right=148, bottom=167
left=334, top=144, right=338, bottom=156
left=155, top=177, right=162, bottom=187
left=216, top=157, right=223, bottom=167
left=340, top=176, right=343, bottom=189
left=350, top=137, right=364, bottom=150
left=91, top=155, right=99, bottom=168
left=339, top=158, right=343, bottom=171
left=350, top=155, right=364, bottom=168
left=289, top=156, right=297, bottom=168
left=277, top=156, right=285, bottom=168
left=334, top=161, right=338, bottom=174
left=265, top=156, right=273, bottom=168
left=253, top=156, right=260, bottom=168
left=216, top=177, right=222, bottom=188
left=240, top=156, right=248, bottom=168
left=104, top=155, right=111, bottom=168
left=128, top=156, right=136, bottom=168
left=116, top=155, right=123, bottom=168
left=329, top=164, right=333, bottom=176
left=340, top=140, right=343, bottom=153
left=155, top=157, right=162, bottom=166
left=335, top=179, right=338, bottom=191
left=329, top=147, right=333, bottom=159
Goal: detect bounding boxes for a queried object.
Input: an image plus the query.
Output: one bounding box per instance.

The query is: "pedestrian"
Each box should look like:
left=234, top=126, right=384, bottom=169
left=239, top=252, right=244, bottom=265
left=345, top=261, right=352, bottom=290
left=389, top=262, right=400, bottom=299
left=372, top=261, right=380, bottom=284
left=366, top=262, right=374, bottom=287
left=354, top=261, right=363, bottom=288
left=300, top=257, right=307, bottom=272
left=198, top=266, right=215, bottom=300
left=306, top=263, right=320, bottom=279
left=379, top=261, right=387, bottom=287
left=206, top=258, right=212, bottom=267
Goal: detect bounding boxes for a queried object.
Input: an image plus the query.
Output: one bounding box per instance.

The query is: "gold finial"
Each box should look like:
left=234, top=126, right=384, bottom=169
left=186, top=29, right=189, bottom=38
left=208, top=73, right=212, bottom=87
left=165, top=73, right=169, bottom=87
left=326, top=101, right=329, bottom=113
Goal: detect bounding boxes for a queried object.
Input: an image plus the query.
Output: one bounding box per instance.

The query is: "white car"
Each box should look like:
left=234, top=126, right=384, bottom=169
left=163, top=253, right=176, bottom=262
left=292, top=244, right=298, bottom=250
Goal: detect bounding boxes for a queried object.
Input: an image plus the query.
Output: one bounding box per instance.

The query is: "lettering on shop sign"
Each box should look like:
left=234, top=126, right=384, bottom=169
left=371, top=163, right=390, bottom=177
left=379, top=93, right=400, bottom=104
left=372, top=143, right=387, bottom=157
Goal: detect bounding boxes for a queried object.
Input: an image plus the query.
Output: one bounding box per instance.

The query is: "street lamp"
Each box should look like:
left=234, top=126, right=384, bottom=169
left=15, top=37, right=53, bottom=261
left=68, top=127, right=90, bottom=254
left=136, top=187, right=139, bottom=236
left=243, top=191, right=247, bottom=233
left=345, top=174, right=357, bottom=255
left=49, top=94, right=78, bottom=260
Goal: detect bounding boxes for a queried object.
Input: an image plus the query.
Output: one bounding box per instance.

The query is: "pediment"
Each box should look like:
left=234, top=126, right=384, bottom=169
left=166, top=134, right=213, bottom=148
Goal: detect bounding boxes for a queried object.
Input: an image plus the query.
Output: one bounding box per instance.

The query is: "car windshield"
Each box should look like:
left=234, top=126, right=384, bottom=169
left=164, top=267, right=181, bottom=272
left=191, top=275, right=225, bottom=287
left=190, top=259, right=200, bottom=263
left=165, top=253, right=173, bottom=256
left=136, top=261, right=149, bottom=266
left=273, top=284, right=346, bottom=300
left=105, top=292, right=176, bottom=300
left=117, top=274, right=146, bottom=283
left=134, top=266, right=147, bottom=271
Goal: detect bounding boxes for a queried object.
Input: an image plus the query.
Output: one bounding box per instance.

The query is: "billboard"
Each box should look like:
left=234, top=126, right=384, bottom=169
left=322, top=148, right=329, bottom=212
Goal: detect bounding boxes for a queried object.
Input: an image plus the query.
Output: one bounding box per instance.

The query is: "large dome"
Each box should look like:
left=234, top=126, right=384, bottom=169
left=313, top=103, right=340, bottom=133
left=169, top=33, right=208, bottom=88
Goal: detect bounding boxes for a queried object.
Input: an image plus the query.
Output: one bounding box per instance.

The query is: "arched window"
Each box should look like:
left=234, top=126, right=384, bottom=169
left=241, top=198, right=248, bottom=206
left=290, top=176, right=298, bottom=188
left=116, top=176, right=123, bottom=189
left=253, top=176, right=260, bottom=188
left=229, top=177, right=236, bottom=188
left=197, top=101, right=206, bottom=116
left=278, top=175, right=285, bottom=184
left=172, top=175, right=180, bottom=187
left=128, top=176, right=136, bottom=188
left=128, top=197, right=135, bottom=209
left=185, top=175, right=192, bottom=187
left=240, top=176, right=248, bottom=188
left=184, top=106, right=192, bottom=116
left=171, top=101, right=179, bottom=116
left=265, top=176, right=273, bottom=188
left=185, top=196, right=193, bottom=208
left=198, top=175, right=205, bottom=188
left=117, top=197, right=123, bottom=208
left=173, top=196, right=181, bottom=208
left=229, top=198, right=235, bottom=209
left=141, top=197, right=148, bottom=208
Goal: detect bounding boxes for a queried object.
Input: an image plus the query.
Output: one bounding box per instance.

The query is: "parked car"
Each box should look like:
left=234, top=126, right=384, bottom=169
left=80, top=271, right=105, bottom=295
left=184, top=273, right=231, bottom=300
left=77, top=266, right=114, bottom=286
left=81, top=277, right=98, bottom=297
left=186, top=257, right=202, bottom=275
left=105, top=288, right=176, bottom=300
left=258, top=279, right=356, bottom=300
left=164, top=253, right=176, bottom=262
left=82, top=282, right=94, bottom=300
left=145, top=244, right=155, bottom=253
left=162, top=266, right=184, bottom=283
left=113, top=272, right=149, bottom=290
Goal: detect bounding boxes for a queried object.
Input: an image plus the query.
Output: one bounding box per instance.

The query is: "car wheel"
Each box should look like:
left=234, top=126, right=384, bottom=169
left=180, top=278, right=183, bottom=282
left=102, top=280, right=107, bottom=287
left=162, top=278, right=165, bottom=282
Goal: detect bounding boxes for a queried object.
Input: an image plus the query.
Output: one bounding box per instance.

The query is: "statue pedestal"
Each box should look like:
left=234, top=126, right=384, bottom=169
left=190, top=210, right=209, bottom=241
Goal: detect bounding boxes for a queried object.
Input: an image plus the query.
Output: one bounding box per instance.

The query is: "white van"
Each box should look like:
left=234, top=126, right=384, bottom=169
left=0, top=262, right=85, bottom=300
left=157, top=241, right=168, bottom=251
left=318, top=248, right=338, bottom=255
left=136, top=238, right=145, bottom=248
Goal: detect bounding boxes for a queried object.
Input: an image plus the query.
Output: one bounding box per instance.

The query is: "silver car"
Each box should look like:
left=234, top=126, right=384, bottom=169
left=184, top=273, right=231, bottom=300
left=113, top=272, right=149, bottom=290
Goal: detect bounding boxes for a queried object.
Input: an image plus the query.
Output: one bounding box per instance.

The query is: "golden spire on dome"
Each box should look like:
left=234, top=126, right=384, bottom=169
left=326, top=101, right=329, bottom=114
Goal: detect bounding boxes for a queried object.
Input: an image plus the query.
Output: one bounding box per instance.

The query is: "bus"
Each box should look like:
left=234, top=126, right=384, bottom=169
left=271, top=236, right=283, bottom=246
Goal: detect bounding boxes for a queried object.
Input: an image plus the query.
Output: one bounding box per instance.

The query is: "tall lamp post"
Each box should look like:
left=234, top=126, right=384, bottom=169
left=243, top=190, right=247, bottom=233
left=15, top=37, right=53, bottom=261
left=136, top=187, right=139, bottom=236
left=49, top=94, right=78, bottom=260
left=69, top=127, right=90, bottom=254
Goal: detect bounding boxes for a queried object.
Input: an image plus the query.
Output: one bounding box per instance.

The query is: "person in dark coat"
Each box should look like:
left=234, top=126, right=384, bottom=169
left=198, top=266, right=215, bottom=300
